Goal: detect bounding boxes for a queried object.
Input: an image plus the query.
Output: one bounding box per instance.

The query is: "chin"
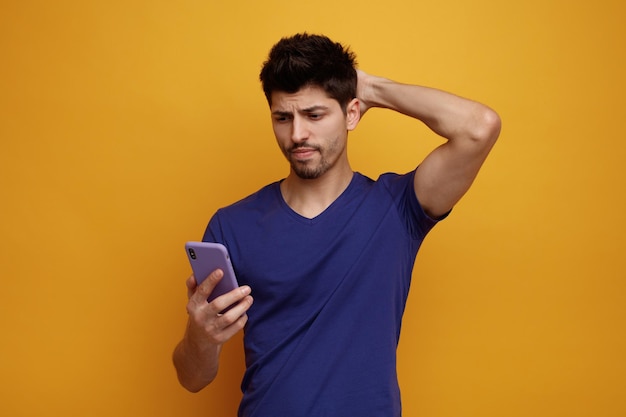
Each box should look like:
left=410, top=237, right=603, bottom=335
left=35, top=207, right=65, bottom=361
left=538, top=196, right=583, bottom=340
left=292, top=164, right=328, bottom=180
left=293, top=169, right=323, bottom=180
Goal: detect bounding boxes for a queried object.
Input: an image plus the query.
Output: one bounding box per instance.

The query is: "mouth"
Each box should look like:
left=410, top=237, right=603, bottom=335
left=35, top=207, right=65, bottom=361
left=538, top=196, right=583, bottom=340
left=290, top=146, right=319, bottom=161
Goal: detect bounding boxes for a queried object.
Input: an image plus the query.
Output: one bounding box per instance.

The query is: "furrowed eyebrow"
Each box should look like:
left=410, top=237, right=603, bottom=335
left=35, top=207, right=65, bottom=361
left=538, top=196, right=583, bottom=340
left=301, top=105, right=329, bottom=113
left=271, top=105, right=330, bottom=117
left=271, top=110, right=293, bottom=117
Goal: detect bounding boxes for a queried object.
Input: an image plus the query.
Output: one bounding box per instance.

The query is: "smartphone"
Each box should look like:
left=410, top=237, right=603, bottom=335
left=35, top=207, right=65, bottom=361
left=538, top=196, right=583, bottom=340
left=185, top=241, right=239, bottom=305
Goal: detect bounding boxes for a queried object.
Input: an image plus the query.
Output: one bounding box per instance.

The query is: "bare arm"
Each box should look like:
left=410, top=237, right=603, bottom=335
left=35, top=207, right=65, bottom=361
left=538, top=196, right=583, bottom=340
left=357, top=70, right=501, bottom=218
left=172, top=269, right=253, bottom=392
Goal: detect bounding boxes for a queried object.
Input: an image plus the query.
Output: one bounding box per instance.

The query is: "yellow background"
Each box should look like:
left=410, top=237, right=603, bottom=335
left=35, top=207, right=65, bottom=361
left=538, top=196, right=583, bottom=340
left=1, top=0, right=624, bottom=416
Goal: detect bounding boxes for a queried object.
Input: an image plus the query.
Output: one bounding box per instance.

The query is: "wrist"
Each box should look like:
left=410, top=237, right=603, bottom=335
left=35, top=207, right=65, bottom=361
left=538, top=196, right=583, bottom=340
left=184, top=320, right=221, bottom=356
left=359, top=73, right=393, bottom=110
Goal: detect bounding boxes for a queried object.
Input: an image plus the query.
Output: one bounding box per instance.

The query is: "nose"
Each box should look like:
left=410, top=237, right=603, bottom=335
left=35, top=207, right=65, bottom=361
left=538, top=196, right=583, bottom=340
left=291, top=116, right=309, bottom=143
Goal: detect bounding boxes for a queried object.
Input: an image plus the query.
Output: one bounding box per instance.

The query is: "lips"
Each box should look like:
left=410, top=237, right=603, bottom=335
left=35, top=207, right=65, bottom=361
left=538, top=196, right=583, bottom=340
left=290, top=147, right=318, bottom=160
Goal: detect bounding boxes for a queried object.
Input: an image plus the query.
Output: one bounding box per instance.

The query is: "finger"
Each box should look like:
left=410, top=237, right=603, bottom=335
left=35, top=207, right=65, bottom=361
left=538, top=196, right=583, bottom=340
left=184, top=274, right=198, bottom=299
left=186, top=275, right=197, bottom=297
left=190, top=269, right=223, bottom=305
left=205, top=312, right=249, bottom=345
left=185, top=274, right=197, bottom=291
left=214, top=312, right=250, bottom=343
left=210, top=286, right=252, bottom=315
left=215, top=296, right=252, bottom=333
left=226, top=296, right=253, bottom=322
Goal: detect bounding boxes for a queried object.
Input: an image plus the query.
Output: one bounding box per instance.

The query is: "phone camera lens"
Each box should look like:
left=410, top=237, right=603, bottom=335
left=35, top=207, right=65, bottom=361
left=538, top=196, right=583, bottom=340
left=189, top=248, right=196, bottom=259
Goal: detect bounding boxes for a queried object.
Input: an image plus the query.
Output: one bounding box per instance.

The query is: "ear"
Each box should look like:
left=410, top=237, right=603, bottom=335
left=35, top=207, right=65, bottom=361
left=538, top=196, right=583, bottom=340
left=345, top=98, right=361, bottom=131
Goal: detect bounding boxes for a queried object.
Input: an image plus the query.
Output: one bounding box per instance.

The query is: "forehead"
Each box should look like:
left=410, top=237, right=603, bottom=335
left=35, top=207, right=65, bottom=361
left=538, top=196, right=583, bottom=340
left=270, top=85, right=340, bottom=112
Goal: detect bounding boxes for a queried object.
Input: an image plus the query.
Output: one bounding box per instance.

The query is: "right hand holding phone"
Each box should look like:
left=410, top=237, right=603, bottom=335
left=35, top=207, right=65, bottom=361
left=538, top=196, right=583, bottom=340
left=185, top=269, right=253, bottom=346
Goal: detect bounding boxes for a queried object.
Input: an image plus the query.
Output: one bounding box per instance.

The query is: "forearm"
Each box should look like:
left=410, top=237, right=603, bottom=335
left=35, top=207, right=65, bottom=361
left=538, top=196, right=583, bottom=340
left=361, top=74, right=500, bottom=144
left=172, top=322, right=222, bottom=392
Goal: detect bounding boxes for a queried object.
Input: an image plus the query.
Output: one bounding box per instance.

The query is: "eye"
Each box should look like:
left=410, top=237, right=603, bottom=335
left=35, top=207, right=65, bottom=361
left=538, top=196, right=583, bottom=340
left=308, top=113, right=322, bottom=120
left=274, top=115, right=291, bottom=123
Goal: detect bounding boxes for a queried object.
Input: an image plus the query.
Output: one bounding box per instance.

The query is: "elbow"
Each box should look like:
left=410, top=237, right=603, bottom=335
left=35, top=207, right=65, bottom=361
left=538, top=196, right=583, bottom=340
left=180, top=380, right=202, bottom=393
left=172, top=346, right=217, bottom=393
left=182, top=382, right=207, bottom=394
left=472, top=107, right=501, bottom=148
left=177, top=371, right=215, bottom=393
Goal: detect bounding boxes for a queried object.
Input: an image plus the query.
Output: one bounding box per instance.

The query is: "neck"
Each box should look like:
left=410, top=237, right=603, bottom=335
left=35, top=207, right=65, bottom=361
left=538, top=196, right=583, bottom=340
left=280, top=164, right=354, bottom=219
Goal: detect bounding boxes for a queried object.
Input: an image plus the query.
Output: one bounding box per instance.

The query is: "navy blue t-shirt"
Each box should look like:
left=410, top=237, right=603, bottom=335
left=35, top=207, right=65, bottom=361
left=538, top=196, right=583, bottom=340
left=203, top=170, right=441, bottom=417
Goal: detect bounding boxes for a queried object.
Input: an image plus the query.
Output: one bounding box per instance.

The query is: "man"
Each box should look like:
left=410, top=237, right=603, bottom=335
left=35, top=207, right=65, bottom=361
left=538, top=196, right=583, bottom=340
left=173, top=33, right=500, bottom=416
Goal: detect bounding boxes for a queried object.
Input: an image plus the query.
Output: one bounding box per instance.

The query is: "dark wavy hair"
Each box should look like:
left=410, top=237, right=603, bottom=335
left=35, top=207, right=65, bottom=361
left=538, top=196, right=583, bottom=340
left=259, top=33, right=358, bottom=111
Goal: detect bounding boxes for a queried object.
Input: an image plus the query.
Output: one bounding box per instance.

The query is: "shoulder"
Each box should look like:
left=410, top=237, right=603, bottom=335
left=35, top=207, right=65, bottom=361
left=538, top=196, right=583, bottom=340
left=219, top=181, right=282, bottom=214
left=373, top=168, right=447, bottom=234
left=348, top=170, right=414, bottom=199
left=369, top=170, right=417, bottom=199
left=203, top=181, right=282, bottom=241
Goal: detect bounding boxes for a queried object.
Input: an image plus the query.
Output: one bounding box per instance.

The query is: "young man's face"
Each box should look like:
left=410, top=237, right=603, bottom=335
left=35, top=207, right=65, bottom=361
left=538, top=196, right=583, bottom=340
left=270, top=85, right=359, bottom=180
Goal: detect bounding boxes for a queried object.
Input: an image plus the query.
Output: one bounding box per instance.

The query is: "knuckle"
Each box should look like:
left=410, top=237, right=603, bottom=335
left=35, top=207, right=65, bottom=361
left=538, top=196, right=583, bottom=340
left=197, top=285, right=212, bottom=299
left=238, top=314, right=249, bottom=327
left=186, top=275, right=196, bottom=287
